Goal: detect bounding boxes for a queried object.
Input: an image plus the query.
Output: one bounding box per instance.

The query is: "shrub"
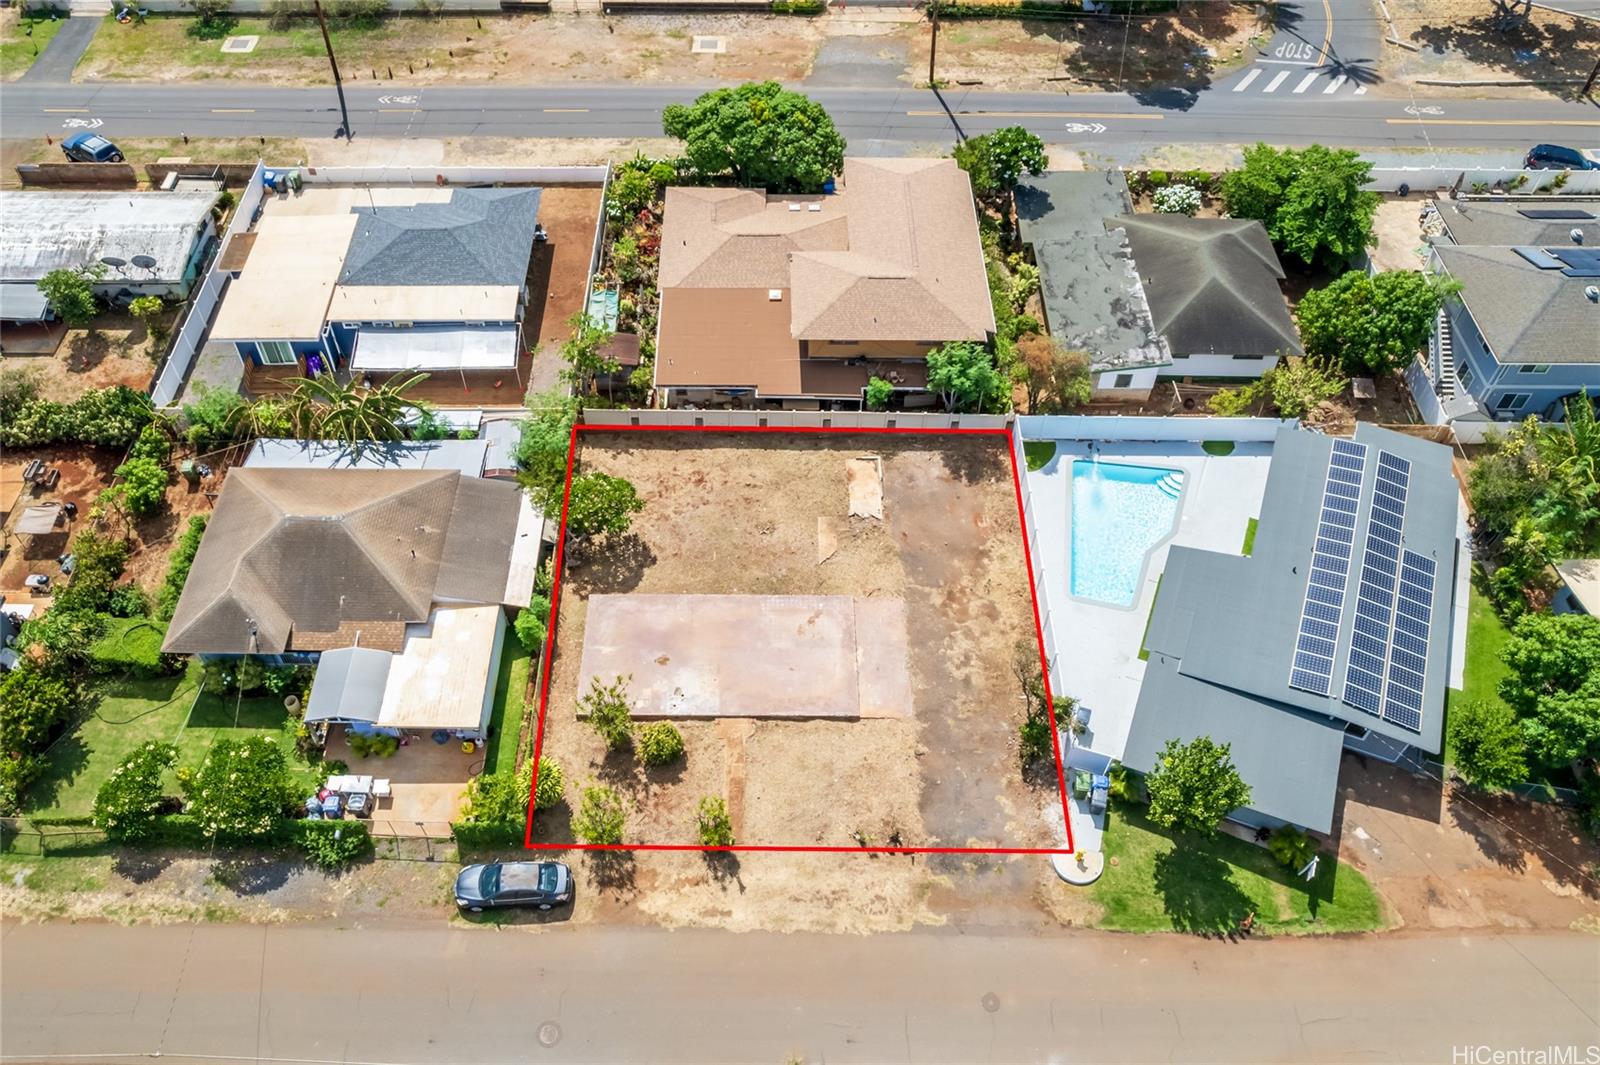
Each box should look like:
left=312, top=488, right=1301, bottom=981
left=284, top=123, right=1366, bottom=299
left=581, top=675, right=634, bottom=752
left=234, top=656, right=267, bottom=693
left=93, top=741, right=179, bottom=842
left=1267, top=826, right=1318, bottom=871
left=106, top=582, right=149, bottom=619
left=514, top=594, right=551, bottom=653
left=181, top=736, right=296, bottom=842
left=1153, top=183, right=1202, bottom=216
left=572, top=784, right=626, bottom=844
left=295, top=819, right=372, bottom=869
left=696, top=795, right=734, bottom=846
left=87, top=617, right=174, bottom=679
left=129, top=296, right=167, bottom=347
left=0, top=666, right=78, bottom=757
left=16, top=608, right=105, bottom=668
left=113, top=457, right=169, bottom=516
left=865, top=376, right=894, bottom=412
left=0, top=385, right=153, bottom=450
left=181, top=383, right=248, bottom=452
left=636, top=721, right=684, bottom=767
left=533, top=757, right=565, bottom=810
left=157, top=515, right=208, bottom=621
left=262, top=665, right=304, bottom=697
left=36, top=266, right=99, bottom=329
left=129, top=421, right=173, bottom=465
left=347, top=733, right=399, bottom=758
left=184, top=0, right=237, bottom=37
left=52, top=530, right=130, bottom=615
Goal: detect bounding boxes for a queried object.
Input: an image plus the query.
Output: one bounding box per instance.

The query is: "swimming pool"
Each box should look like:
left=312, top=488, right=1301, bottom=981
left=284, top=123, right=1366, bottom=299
left=1070, top=460, right=1184, bottom=607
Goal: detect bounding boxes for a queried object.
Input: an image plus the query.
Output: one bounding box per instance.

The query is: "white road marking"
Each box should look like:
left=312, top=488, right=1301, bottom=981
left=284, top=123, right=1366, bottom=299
left=1233, top=69, right=1263, bottom=92
left=1354, top=84, right=1367, bottom=95
left=1293, top=72, right=1318, bottom=94
left=1256, top=58, right=1317, bottom=66
left=1323, top=74, right=1347, bottom=94
left=1262, top=71, right=1291, bottom=93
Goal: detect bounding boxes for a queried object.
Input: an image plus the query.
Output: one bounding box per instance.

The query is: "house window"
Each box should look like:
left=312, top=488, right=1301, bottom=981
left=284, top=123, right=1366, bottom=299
left=1518, top=364, right=1551, bottom=374
left=1113, top=373, right=1135, bottom=389
left=1495, top=393, right=1531, bottom=412
left=258, top=341, right=297, bottom=366
left=1456, top=361, right=1474, bottom=390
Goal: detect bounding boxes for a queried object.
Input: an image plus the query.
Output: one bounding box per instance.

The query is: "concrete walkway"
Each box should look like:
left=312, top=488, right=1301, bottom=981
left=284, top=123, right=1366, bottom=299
left=3, top=923, right=1596, bottom=1062
left=18, top=15, right=99, bottom=84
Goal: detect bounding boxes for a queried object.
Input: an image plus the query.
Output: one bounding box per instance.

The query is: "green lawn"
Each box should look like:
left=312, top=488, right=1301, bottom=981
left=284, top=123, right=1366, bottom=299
left=1137, top=574, right=1162, bottom=661
left=1091, top=803, right=1387, bottom=935
left=25, top=664, right=313, bottom=819
left=1443, top=570, right=1514, bottom=767
left=1242, top=517, right=1259, bottom=556
left=481, top=632, right=532, bottom=778
left=0, top=12, right=64, bottom=81
left=1023, top=440, right=1057, bottom=473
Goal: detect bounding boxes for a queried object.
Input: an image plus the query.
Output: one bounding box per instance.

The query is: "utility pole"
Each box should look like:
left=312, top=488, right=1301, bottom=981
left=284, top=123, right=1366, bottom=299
left=927, top=0, right=940, bottom=88
left=1585, top=55, right=1599, bottom=97
left=313, top=0, right=352, bottom=139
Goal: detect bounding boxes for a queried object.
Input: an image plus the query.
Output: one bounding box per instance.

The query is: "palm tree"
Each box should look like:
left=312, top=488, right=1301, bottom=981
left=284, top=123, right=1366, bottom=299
left=223, top=395, right=292, bottom=441
left=281, top=372, right=428, bottom=445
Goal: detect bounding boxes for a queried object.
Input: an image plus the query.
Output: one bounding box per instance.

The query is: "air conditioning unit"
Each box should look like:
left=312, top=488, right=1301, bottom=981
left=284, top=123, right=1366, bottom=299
left=787, top=203, right=802, bottom=212
left=807, top=203, right=822, bottom=212
left=768, top=290, right=783, bottom=301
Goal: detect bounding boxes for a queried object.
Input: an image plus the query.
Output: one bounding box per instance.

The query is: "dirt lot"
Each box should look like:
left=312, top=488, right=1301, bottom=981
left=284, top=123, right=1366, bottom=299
left=1368, top=194, right=1435, bottom=274
left=1383, top=0, right=1600, bottom=99
left=1334, top=756, right=1600, bottom=931
left=535, top=432, right=1059, bottom=860
left=1, top=306, right=178, bottom=400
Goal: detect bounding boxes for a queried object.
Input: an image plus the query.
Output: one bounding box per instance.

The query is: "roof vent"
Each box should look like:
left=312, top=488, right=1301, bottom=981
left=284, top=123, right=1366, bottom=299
left=807, top=203, right=822, bottom=212
left=1574, top=228, right=1586, bottom=245
left=768, top=289, right=783, bottom=301
left=1586, top=285, right=1599, bottom=303
left=787, top=203, right=802, bottom=212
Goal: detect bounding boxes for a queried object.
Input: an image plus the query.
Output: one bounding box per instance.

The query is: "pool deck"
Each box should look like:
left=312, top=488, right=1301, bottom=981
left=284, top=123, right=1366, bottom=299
left=1026, top=439, right=1274, bottom=763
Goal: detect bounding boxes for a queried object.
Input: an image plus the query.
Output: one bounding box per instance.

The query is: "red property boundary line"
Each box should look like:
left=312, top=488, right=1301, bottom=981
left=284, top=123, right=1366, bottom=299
left=522, top=422, right=1075, bottom=856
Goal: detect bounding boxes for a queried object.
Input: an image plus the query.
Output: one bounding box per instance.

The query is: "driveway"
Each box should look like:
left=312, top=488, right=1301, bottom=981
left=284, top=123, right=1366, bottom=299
left=18, top=15, right=100, bottom=84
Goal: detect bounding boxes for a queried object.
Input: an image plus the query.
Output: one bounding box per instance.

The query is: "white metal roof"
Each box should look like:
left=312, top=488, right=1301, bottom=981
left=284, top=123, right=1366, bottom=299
left=376, top=604, right=504, bottom=732
left=0, top=190, right=217, bottom=284
left=352, top=325, right=519, bottom=371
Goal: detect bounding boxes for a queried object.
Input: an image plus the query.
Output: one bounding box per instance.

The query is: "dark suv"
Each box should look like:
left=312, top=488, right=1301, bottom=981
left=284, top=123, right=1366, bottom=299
left=61, top=133, right=124, bottom=163
left=1524, top=144, right=1600, bottom=171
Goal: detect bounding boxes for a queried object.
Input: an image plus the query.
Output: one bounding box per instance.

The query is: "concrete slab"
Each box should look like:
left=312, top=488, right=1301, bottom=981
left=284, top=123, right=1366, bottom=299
left=576, top=594, right=911, bottom=720
left=846, top=456, right=883, bottom=519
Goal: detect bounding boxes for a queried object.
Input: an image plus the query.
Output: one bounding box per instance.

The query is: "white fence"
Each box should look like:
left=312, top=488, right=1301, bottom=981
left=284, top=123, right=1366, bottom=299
left=1010, top=418, right=1062, bottom=697
left=1015, top=414, right=1295, bottom=443
left=580, top=408, right=1011, bottom=430
left=1405, top=358, right=1447, bottom=428
left=1365, top=167, right=1600, bottom=195
left=150, top=163, right=267, bottom=409
left=85, top=0, right=532, bottom=12
left=301, top=166, right=607, bottom=187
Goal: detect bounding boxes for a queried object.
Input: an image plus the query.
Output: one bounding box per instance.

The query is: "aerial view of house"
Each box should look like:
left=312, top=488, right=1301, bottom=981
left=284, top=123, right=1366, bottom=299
left=653, top=157, right=994, bottom=410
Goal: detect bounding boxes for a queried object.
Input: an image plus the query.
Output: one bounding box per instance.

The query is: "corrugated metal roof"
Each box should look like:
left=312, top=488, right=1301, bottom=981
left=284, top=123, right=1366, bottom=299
left=0, top=190, right=216, bottom=284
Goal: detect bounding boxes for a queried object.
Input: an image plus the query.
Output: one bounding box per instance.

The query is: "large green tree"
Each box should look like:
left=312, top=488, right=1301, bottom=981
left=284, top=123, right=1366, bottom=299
left=182, top=736, right=296, bottom=842
left=926, top=341, right=1005, bottom=413
left=1220, top=143, right=1378, bottom=267
left=1500, top=613, right=1600, bottom=771
left=954, top=126, right=1047, bottom=198
left=93, top=741, right=180, bottom=842
left=1448, top=699, right=1529, bottom=791
left=1296, top=270, right=1459, bottom=376
left=1144, top=736, right=1252, bottom=836
left=662, top=81, right=845, bottom=191
left=565, top=472, right=643, bottom=544
left=36, top=265, right=104, bottom=330
left=0, top=667, right=77, bottom=758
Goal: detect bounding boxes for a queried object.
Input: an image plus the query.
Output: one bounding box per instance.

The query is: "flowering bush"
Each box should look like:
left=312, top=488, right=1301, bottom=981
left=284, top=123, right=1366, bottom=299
left=1153, top=183, right=1203, bottom=217
left=181, top=736, right=296, bottom=842
left=93, top=741, right=178, bottom=841
left=0, top=385, right=153, bottom=449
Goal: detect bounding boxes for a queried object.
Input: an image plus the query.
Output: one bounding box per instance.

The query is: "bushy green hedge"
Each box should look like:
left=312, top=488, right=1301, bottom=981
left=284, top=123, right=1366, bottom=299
left=450, top=820, right=526, bottom=850
left=157, top=515, right=208, bottom=621
left=0, top=386, right=153, bottom=450
left=87, top=617, right=177, bottom=679
left=771, top=0, right=825, bottom=14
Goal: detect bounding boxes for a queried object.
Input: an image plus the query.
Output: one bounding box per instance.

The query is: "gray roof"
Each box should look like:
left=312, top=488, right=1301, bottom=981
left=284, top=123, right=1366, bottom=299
left=1436, top=201, right=1600, bottom=248
left=1125, top=652, right=1346, bottom=832
left=304, top=646, right=393, bottom=724
left=1115, top=215, right=1303, bottom=358
left=0, top=283, right=50, bottom=322
left=1015, top=172, right=1170, bottom=374
left=1434, top=244, right=1600, bottom=365
left=1130, top=425, right=1462, bottom=828
left=246, top=437, right=490, bottom=477
left=0, top=190, right=216, bottom=284
left=338, top=188, right=541, bottom=288
left=163, top=468, right=525, bottom=655
left=481, top=418, right=521, bottom=476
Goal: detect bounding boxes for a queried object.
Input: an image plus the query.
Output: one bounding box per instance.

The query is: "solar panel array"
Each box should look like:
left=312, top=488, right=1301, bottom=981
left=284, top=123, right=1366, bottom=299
left=1342, top=452, right=1410, bottom=719
left=1288, top=439, right=1367, bottom=696
left=1384, top=550, right=1437, bottom=731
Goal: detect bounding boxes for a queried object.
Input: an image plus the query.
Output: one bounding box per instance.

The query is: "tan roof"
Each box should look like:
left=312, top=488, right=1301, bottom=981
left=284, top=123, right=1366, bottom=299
left=377, top=605, right=504, bottom=731
left=163, top=468, right=529, bottom=655
left=656, top=158, right=993, bottom=397
left=327, top=285, right=520, bottom=323
left=210, top=213, right=356, bottom=341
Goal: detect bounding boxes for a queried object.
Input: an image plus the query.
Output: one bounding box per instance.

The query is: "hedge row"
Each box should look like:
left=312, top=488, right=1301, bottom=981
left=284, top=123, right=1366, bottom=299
left=450, top=820, right=525, bottom=851
left=11, top=814, right=371, bottom=867
left=771, top=0, right=825, bottom=13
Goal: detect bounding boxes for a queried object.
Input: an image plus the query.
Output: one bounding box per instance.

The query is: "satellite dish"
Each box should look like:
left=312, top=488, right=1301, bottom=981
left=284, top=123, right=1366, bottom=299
left=130, top=254, right=158, bottom=270
left=99, top=256, right=127, bottom=270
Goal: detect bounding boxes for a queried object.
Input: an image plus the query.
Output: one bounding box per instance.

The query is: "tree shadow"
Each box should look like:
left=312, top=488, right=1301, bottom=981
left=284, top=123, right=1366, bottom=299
left=1150, top=843, right=1258, bottom=936
left=1447, top=785, right=1600, bottom=898
left=1054, top=11, right=1222, bottom=111
left=113, top=850, right=173, bottom=884
left=586, top=849, right=637, bottom=897
left=1409, top=11, right=1600, bottom=101
left=210, top=854, right=294, bottom=895
left=66, top=333, right=112, bottom=373
left=703, top=849, right=745, bottom=893
left=19, top=729, right=89, bottom=814
left=569, top=532, right=655, bottom=594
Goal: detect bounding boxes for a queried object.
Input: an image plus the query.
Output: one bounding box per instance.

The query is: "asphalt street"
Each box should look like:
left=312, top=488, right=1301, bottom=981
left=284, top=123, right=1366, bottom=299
left=2, top=922, right=1597, bottom=1062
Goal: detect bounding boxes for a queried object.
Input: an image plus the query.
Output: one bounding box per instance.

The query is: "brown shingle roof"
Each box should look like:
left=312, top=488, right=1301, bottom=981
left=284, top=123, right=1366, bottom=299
left=163, top=468, right=525, bottom=655
left=656, top=158, right=994, bottom=397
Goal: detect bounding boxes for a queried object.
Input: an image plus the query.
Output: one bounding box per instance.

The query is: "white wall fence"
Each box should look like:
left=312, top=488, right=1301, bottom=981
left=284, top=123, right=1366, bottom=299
left=150, top=163, right=267, bottom=409
left=580, top=408, right=1011, bottom=430
left=68, top=0, right=536, bottom=12
left=1015, top=414, right=1296, bottom=442
left=300, top=165, right=607, bottom=186
left=1365, top=167, right=1600, bottom=195
left=1009, top=419, right=1062, bottom=699
left=1405, top=358, right=1447, bottom=428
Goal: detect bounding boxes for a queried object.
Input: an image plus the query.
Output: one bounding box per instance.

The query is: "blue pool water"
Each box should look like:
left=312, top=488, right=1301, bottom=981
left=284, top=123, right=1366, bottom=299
left=1070, top=460, right=1184, bottom=607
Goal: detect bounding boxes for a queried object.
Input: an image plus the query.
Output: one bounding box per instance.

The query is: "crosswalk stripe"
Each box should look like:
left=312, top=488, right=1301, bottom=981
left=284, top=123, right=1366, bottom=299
left=1323, top=74, right=1347, bottom=94
left=1263, top=71, right=1291, bottom=93
left=1293, top=72, right=1318, bottom=94
left=1354, top=84, right=1367, bottom=95
left=1233, top=69, right=1263, bottom=92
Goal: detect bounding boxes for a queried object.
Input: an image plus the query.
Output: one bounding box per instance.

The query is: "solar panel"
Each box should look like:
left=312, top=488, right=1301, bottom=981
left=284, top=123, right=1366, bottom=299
left=1517, top=208, right=1596, bottom=220
left=1380, top=550, right=1437, bottom=733
left=1340, top=451, right=1410, bottom=718
left=1289, top=440, right=1369, bottom=696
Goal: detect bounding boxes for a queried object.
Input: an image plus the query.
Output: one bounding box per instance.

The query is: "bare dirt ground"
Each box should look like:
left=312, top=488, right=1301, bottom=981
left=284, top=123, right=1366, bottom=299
left=1382, top=0, right=1600, bottom=100
left=1333, top=756, right=1600, bottom=932
left=913, top=5, right=1268, bottom=94
left=536, top=432, right=1057, bottom=859
left=1368, top=194, right=1434, bottom=274
left=1, top=307, right=177, bottom=402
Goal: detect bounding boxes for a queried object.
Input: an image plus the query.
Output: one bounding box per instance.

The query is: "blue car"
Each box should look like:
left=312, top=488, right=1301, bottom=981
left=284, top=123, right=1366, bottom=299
left=1524, top=144, right=1600, bottom=171
left=454, top=861, right=572, bottom=912
left=61, top=132, right=124, bottom=163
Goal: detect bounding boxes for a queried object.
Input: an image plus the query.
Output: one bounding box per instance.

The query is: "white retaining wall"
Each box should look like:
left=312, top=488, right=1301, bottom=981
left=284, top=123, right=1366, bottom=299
left=1010, top=418, right=1061, bottom=697
left=150, top=163, right=267, bottom=409
left=1015, top=414, right=1296, bottom=443
left=1405, top=358, right=1447, bottom=428
left=1365, top=167, right=1600, bottom=195
left=580, top=408, right=1010, bottom=430
left=301, top=165, right=607, bottom=186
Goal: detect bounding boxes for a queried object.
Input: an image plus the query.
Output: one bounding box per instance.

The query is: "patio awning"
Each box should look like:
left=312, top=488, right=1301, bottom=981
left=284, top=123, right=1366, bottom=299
left=351, top=325, right=518, bottom=372
left=304, top=646, right=393, bottom=724
left=0, top=283, right=51, bottom=323
left=15, top=504, right=61, bottom=535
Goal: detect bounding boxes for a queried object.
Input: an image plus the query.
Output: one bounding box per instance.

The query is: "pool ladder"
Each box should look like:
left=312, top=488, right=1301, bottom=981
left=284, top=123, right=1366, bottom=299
left=1155, top=473, right=1184, bottom=500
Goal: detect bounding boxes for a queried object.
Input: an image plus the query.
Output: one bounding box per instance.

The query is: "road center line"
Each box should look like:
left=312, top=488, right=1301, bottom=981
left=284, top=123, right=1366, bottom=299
left=211, top=108, right=255, bottom=113
left=1292, top=72, right=1318, bottom=94
left=904, top=110, right=1163, bottom=120
left=1233, top=69, right=1263, bottom=92
left=1384, top=118, right=1600, bottom=126
left=1262, top=71, right=1291, bottom=93
left=41, top=108, right=88, bottom=113
left=542, top=108, right=589, bottom=113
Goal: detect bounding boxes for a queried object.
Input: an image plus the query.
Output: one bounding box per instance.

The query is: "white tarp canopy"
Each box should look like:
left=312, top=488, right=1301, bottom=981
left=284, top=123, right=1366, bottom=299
left=351, top=325, right=518, bottom=372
